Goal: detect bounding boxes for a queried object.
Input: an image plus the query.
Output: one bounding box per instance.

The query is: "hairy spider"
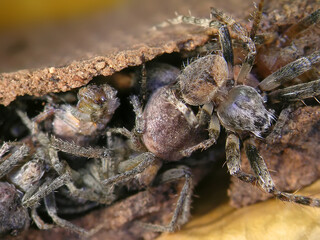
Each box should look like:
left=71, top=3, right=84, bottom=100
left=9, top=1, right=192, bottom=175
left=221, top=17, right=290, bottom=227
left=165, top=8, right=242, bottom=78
left=95, top=3, right=319, bottom=232
left=33, top=83, right=120, bottom=145
left=0, top=83, right=123, bottom=236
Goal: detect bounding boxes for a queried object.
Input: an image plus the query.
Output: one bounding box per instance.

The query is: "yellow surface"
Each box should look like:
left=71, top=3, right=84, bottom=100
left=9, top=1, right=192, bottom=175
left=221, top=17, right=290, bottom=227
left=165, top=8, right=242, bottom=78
left=158, top=180, right=320, bottom=240
left=0, top=0, right=122, bottom=31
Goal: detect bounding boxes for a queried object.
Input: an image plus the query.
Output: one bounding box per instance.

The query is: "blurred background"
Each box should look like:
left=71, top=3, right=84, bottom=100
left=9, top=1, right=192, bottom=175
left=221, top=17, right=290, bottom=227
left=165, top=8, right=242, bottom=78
left=0, top=0, right=121, bottom=31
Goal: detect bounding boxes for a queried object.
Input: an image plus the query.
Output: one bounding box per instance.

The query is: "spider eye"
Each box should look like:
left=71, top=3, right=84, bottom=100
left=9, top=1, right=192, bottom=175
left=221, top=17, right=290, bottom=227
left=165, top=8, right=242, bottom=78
left=93, top=91, right=107, bottom=105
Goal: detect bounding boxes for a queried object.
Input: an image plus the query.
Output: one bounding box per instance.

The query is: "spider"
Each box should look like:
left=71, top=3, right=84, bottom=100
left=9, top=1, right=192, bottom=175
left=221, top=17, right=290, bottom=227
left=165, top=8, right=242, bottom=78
left=94, top=2, right=319, bottom=232
left=33, top=83, right=120, bottom=145
left=0, top=83, right=123, bottom=236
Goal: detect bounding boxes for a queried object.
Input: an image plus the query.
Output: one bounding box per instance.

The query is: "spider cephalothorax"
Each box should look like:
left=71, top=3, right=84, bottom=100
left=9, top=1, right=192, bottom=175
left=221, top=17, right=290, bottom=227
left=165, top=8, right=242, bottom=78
left=217, top=85, right=275, bottom=137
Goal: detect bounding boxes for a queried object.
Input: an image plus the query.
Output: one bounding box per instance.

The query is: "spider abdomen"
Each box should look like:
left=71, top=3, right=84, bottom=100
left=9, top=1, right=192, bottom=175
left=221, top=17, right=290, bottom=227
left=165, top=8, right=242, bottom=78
left=142, top=86, right=207, bottom=161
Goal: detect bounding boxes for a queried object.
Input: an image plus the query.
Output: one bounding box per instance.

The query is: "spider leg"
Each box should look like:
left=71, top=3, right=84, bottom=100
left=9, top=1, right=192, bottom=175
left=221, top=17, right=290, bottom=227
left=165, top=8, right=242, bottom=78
left=166, top=14, right=212, bottom=28
left=51, top=135, right=111, bottom=159
left=130, top=95, right=145, bottom=135
left=54, top=200, right=99, bottom=215
left=109, top=95, right=146, bottom=152
left=259, top=51, right=320, bottom=91
left=166, top=88, right=198, bottom=127
left=244, top=138, right=320, bottom=207
left=250, top=0, right=264, bottom=40
left=265, top=104, right=297, bottom=144
left=281, top=9, right=320, bottom=47
left=32, top=106, right=56, bottom=124
left=140, top=54, right=147, bottom=103
left=102, top=152, right=160, bottom=187
left=267, top=79, right=320, bottom=103
left=180, top=109, right=220, bottom=157
left=226, top=133, right=257, bottom=183
left=44, top=192, right=88, bottom=235
left=0, top=144, right=29, bottom=179
left=0, top=142, right=12, bottom=158
left=51, top=136, right=118, bottom=181
left=31, top=207, right=54, bottom=230
left=210, top=5, right=259, bottom=83
left=109, top=127, right=146, bottom=152
left=219, top=25, right=234, bottom=81
left=49, top=143, right=117, bottom=204
left=22, top=172, right=71, bottom=208
left=212, top=21, right=234, bottom=78
left=137, top=167, right=193, bottom=232
left=105, top=131, right=119, bottom=176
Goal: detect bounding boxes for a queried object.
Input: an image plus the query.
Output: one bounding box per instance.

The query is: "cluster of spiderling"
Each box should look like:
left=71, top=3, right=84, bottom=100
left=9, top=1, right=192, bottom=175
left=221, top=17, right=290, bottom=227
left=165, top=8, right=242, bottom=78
left=0, top=2, right=320, bottom=237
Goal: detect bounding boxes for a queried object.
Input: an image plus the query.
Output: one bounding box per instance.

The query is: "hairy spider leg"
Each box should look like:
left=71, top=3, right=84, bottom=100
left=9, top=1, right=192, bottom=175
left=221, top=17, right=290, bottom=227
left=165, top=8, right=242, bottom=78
left=0, top=144, right=29, bottom=179
left=225, top=133, right=258, bottom=183
left=259, top=51, right=320, bottom=91
left=244, top=138, right=320, bottom=207
left=44, top=192, right=88, bottom=235
left=136, top=167, right=193, bottom=232
left=268, top=79, right=320, bottom=103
